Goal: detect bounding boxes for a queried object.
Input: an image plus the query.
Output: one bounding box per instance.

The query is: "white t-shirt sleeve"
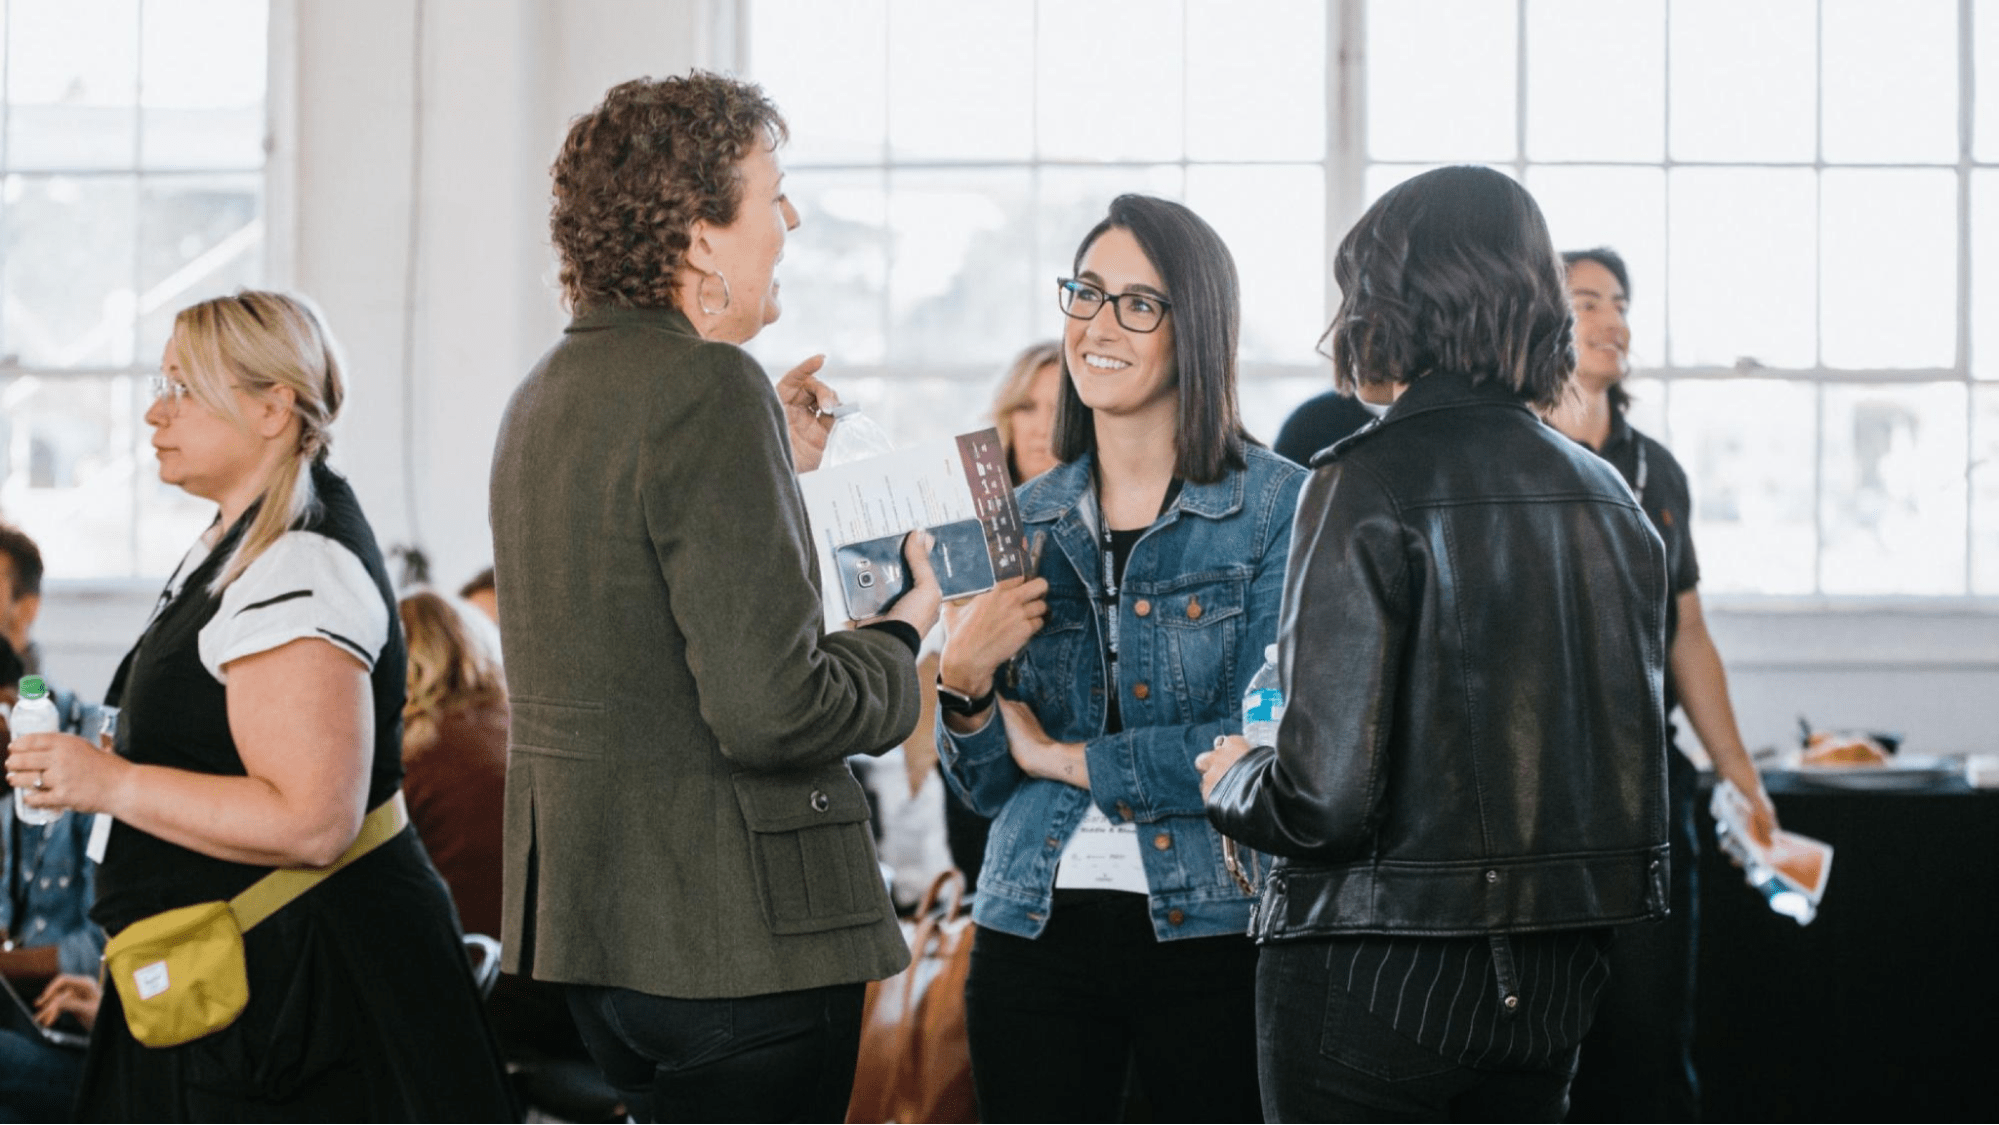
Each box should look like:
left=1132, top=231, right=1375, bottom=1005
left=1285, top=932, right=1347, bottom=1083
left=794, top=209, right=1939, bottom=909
left=197, top=532, right=391, bottom=682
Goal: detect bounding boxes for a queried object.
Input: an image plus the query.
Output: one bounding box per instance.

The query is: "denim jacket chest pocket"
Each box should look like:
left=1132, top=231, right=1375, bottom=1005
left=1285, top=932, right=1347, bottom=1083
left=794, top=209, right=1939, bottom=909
left=1013, top=584, right=1097, bottom=742
left=1139, top=569, right=1250, bottom=719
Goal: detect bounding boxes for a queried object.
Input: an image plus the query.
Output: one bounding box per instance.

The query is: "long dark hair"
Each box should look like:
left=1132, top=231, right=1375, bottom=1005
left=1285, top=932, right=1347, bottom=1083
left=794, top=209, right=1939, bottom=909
left=1562, top=246, right=1633, bottom=415
left=1322, top=166, right=1574, bottom=409
left=1051, top=194, right=1253, bottom=484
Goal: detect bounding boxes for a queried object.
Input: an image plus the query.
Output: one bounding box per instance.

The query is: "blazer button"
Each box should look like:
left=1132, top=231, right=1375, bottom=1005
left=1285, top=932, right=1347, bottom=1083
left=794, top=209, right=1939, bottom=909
left=1186, top=596, right=1203, bottom=620
left=1167, top=908, right=1186, bottom=926
left=1116, top=801, right=1134, bottom=821
left=810, top=790, right=831, bottom=813
left=1133, top=682, right=1150, bottom=700
left=1504, top=994, right=1520, bottom=1010
left=1133, top=598, right=1152, bottom=617
left=1485, top=870, right=1498, bottom=883
left=1152, top=833, right=1171, bottom=851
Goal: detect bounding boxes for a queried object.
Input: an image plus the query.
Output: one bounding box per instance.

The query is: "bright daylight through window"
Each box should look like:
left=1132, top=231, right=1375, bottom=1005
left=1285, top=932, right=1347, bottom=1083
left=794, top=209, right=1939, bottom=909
left=748, top=0, right=1999, bottom=598
left=0, top=0, right=268, bottom=580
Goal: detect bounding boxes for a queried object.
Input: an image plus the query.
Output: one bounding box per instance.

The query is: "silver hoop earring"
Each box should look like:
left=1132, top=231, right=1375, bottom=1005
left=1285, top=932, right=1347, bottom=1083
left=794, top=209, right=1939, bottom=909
left=698, top=270, right=732, bottom=317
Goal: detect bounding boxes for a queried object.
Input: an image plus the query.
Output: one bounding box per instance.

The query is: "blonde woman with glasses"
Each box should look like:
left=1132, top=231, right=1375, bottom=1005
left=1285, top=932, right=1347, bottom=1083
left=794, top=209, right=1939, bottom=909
left=5, top=291, right=513, bottom=1119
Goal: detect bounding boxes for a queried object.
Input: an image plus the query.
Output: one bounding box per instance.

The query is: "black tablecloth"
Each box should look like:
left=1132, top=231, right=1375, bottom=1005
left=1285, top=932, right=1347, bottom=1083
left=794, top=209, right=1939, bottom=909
left=1695, top=772, right=1999, bottom=1120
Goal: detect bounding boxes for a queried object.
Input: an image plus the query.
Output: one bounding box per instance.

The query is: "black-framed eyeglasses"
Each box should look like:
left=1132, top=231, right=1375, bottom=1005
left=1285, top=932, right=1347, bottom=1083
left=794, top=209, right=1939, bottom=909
left=1056, top=278, right=1172, bottom=334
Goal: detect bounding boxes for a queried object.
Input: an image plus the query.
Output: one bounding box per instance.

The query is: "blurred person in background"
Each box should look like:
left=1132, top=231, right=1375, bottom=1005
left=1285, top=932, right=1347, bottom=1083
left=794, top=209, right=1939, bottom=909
left=7, top=290, right=513, bottom=1119
left=459, top=566, right=500, bottom=625
left=1203, top=167, right=1669, bottom=1122
left=0, top=636, right=98, bottom=1122
left=936, top=194, right=1304, bottom=1121
left=490, top=72, right=940, bottom=1122
left=1271, top=386, right=1378, bottom=466
left=1550, top=246, right=1780, bottom=1121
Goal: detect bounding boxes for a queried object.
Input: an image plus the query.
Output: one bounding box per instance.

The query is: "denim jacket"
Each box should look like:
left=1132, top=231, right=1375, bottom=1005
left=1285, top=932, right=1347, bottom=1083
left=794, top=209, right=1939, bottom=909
left=938, top=446, right=1304, bottom=941
left=0, top=686, right=108, bottom=976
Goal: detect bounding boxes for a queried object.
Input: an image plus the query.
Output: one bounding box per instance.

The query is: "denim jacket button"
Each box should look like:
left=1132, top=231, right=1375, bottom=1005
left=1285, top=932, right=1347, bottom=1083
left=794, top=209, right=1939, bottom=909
left=1152, top=833, right=1171, bottom=851
left=1132, top=682, right=1150, bottom=700
left=1167, top=909, right=1186, bottom=926
left=1116, top=801, right=1134, bottom=822
left=1185, top=596, right=1203, bottom=620
left=1133, top=598, right=1151, bottom=617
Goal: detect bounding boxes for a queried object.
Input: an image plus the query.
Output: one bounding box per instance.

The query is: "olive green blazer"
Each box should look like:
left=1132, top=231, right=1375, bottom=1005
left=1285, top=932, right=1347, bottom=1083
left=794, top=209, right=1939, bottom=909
left=488, top=305, right=915, bottom=999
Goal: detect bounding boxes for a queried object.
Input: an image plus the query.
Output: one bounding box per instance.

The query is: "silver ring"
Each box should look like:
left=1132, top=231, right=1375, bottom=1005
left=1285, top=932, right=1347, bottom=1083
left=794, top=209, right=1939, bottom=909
left=34, top=771, right=46, bottom=790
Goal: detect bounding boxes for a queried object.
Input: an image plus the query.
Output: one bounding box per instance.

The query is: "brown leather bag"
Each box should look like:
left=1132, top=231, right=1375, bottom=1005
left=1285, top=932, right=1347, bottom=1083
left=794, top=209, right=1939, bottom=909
left=847, top=869, right=977, bottom=1124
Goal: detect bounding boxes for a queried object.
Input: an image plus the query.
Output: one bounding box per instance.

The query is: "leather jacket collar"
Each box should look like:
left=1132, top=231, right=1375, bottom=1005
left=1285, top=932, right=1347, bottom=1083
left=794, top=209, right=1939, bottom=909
left=1317, top=371, right=1538, bottom=466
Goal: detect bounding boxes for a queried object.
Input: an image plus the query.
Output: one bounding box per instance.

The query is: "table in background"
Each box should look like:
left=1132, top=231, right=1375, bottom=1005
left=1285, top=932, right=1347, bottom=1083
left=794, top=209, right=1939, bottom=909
left=1695, top=772, right=1999, bottom=1120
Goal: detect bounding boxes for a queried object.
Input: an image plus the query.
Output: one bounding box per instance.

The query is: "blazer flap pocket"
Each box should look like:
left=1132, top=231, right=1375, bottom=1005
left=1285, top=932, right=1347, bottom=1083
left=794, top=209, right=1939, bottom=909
left=732, top=767, right=871, bottom=833
left=511, top=694, right=608, bottom=759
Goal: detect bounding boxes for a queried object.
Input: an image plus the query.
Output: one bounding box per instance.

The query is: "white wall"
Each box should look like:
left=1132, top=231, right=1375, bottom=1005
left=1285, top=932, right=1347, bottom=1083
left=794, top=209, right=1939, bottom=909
left=31, top=0, right=1999, bottom=762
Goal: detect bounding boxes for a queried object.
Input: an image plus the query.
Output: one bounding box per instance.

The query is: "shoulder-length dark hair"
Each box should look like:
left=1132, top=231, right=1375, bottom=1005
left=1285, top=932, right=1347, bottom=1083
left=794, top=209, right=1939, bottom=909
left=1052, top=194, right=1253, bottom=484
left=1322, top=166, right=1573, bottom=409
left=1562, top=246, right=1633, bottom=416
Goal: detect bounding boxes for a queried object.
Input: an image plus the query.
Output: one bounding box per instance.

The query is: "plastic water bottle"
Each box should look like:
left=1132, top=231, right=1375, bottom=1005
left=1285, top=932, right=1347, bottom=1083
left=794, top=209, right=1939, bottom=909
left=1242, top=645, right=1285, bottom=750
left=10, top=675, right=64, bottom=826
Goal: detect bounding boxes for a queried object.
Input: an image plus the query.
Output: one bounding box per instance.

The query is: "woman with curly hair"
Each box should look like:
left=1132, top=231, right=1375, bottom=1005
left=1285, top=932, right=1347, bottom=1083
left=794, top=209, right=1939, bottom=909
left=489, top=73, right=941, bottom=1122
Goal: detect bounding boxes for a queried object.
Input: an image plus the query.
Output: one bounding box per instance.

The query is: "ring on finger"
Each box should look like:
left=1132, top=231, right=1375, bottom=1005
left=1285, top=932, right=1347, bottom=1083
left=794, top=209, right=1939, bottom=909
left=35, top=771, right=47, bottom=790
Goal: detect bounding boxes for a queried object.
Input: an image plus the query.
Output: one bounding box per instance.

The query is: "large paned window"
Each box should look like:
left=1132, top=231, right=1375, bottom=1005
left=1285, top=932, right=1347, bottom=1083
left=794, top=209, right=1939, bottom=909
left=1366, top=0, right=1991, bottom=597
left=743, top=0, right=1333, bottom=449
left=0, top=0, right=268, bottom=579
left=746, top=0, right=1999, bottom=599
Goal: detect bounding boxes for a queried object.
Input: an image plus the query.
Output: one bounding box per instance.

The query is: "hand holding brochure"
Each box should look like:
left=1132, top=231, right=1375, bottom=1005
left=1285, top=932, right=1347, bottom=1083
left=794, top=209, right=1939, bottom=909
left=797, top=426, right=1026, bottom=627
left=1710, top=779, right=1834, bottom=925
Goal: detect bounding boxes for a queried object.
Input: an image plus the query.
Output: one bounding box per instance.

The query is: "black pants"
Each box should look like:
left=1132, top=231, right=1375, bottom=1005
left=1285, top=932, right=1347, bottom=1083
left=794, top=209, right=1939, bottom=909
left=965, top=889, right=1262, bottom=1123
left=565, top=980, right=866, bottom=1123
left=1567, top=750, right=1701, bottom=1121
left=1257, top=942, right=1578, bottom=1123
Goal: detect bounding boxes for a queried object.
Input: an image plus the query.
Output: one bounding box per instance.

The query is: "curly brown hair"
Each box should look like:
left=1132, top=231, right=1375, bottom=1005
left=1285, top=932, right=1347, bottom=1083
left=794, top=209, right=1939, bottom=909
left=550, top=72, right=788, bottom=312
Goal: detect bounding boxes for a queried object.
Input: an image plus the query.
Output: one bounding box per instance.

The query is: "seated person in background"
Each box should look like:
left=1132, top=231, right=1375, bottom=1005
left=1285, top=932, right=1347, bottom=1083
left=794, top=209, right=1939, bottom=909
left=398, top=590, right=589, bottom=1069
left=459, top=566, right=500, bottom=625
left=1271, top=386, right=1379, bottom=465
left=0, top=635, right=103, bottom=1122
left=1548, top=246, right=1780, bottom=1120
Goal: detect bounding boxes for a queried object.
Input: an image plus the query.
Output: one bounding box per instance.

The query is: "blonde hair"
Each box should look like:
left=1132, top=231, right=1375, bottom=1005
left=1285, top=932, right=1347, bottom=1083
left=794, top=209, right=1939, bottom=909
left=399, top=590, right=507, bottom=762
left=172, top=290, right=346, bottom=593
left=988, top=340, right=1062, bottom=481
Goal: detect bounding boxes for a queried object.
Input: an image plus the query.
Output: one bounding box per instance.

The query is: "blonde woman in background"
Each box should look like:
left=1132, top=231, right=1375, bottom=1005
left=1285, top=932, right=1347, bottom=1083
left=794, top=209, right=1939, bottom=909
left=991, top=340, right=1064, bottom=484
left=6, top=291, right=512, bottom=1119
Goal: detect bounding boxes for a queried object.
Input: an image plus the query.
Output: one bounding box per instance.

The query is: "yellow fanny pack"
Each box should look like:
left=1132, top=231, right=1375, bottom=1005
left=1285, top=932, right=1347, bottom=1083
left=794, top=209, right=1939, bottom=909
left=101, top=792, right=408, bottom=1048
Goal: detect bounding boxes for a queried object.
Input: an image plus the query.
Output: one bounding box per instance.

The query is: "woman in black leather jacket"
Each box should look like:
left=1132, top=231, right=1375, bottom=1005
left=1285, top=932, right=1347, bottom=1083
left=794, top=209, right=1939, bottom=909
left=1200, top=165, right=1670, bottom=1122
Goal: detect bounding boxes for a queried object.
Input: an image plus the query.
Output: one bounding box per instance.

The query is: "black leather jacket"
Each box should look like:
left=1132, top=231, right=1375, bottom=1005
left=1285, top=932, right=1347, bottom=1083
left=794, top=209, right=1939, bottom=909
left=1208, top=371, right=1670, bottom=940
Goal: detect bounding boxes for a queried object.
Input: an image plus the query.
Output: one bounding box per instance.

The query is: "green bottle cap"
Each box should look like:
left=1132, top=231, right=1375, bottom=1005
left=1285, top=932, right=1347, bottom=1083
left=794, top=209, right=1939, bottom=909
left=19, top=675, right=47, bottom=699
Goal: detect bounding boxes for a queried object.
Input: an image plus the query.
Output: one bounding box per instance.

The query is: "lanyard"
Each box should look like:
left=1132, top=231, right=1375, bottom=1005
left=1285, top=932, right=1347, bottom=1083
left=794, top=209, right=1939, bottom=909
left=1632, top=440, right=1649, bottom=509
left=1092, top=474, right=1182, bottom=697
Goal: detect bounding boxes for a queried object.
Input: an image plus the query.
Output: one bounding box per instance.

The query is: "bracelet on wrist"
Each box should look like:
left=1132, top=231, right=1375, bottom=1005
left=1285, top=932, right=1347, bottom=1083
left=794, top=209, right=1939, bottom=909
left=936, top=678, right=996, bottom=717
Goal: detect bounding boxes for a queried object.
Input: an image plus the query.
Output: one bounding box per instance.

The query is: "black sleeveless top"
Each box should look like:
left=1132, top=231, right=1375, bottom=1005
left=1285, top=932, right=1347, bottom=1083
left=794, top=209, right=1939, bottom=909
left=91, top=462, right=408, bottom=935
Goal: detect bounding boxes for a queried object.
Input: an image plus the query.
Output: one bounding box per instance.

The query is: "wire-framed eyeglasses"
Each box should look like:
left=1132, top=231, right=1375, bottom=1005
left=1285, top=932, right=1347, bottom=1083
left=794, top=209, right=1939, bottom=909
left=1056, top=278, right=1172, bottom=334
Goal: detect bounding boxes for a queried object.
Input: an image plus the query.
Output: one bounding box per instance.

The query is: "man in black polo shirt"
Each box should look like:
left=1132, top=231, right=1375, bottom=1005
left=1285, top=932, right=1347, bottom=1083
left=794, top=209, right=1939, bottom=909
left=1549, top=247, right=1781, bottom=1120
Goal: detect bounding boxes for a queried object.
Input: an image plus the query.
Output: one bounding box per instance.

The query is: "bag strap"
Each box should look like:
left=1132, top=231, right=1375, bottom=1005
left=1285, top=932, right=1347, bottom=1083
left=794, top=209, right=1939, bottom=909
left=229, top=792, right=409, bottom=933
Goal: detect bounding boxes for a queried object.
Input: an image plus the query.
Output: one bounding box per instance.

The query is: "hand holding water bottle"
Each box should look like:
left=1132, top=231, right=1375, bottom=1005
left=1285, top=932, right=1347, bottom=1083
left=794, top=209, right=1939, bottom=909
left=1197, top=645, right=1285, bottom=799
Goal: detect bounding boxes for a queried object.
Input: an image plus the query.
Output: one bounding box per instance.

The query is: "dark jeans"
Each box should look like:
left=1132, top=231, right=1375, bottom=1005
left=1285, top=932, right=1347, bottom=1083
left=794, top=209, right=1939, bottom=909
left=965, top=889, right=1262, bottom=1123
left=1258, top=942, right=1578, bottom=1123
left=565, top=980, right=866, bottom=1124
left=0, top=1000, right=84, bottom=1123
left=1568, top=750, right=1701, bottom=1122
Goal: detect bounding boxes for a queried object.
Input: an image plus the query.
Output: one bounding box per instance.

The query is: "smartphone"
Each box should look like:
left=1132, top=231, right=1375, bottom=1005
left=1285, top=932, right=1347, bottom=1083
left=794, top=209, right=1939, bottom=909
left=835, top=518, right=997, bottom=620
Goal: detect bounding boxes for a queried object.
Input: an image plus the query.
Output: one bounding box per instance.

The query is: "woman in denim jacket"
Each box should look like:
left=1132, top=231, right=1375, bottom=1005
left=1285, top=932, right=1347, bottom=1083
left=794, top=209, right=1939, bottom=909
left=936, top=194, right=1304, bottom=1121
